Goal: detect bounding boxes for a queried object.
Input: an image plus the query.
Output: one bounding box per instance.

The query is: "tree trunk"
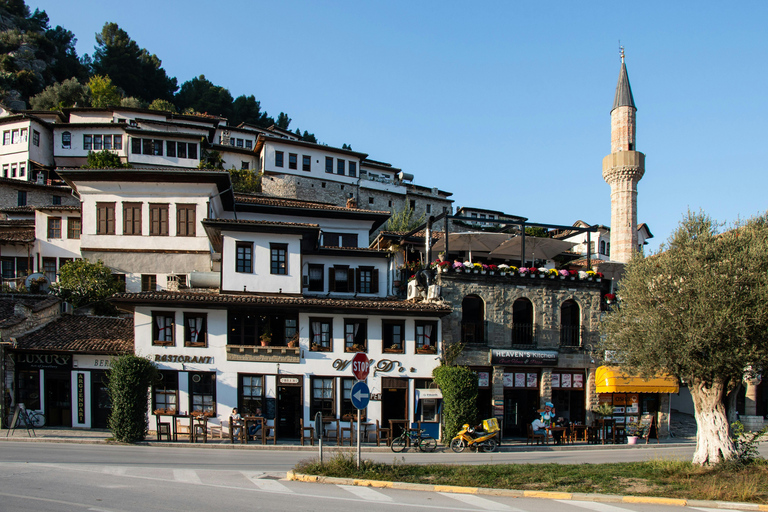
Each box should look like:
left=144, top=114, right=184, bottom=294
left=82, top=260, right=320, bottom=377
left=690, top=378, right=737, bottom=465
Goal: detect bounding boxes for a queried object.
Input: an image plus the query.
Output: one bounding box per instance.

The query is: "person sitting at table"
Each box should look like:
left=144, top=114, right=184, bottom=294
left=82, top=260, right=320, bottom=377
left=531, top=417, right=549, bottom=437
left=248, top=407, right=262, bottom=440
left=231, top=408, right=242, bottom=439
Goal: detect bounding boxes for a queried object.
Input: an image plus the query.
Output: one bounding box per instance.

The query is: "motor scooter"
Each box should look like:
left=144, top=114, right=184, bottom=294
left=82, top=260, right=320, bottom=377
left=450, top=418, right=500, bottom=453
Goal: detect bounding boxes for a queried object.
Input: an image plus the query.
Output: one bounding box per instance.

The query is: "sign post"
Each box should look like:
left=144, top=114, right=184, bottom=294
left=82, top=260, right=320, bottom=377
left=350, top=353, right=370, bottom=468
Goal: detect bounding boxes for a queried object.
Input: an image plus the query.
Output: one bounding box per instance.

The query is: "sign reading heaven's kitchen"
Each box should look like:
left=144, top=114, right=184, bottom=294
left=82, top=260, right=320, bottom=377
left=490, top=349, right=558, bottom=366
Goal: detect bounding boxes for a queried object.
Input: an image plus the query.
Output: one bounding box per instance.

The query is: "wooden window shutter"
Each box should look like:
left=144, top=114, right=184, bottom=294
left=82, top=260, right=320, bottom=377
left=347, top=267, right=355, bottom=292
left=371, top=268, right=379, bottom=293
left=355, top=268, right=361, bottom=291
left=328, top=267, right=336, bottom=292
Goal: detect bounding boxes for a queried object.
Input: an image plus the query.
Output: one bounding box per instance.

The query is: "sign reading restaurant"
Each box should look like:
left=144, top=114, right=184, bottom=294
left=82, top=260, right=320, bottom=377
left=490, top=349, right=558, bottom=366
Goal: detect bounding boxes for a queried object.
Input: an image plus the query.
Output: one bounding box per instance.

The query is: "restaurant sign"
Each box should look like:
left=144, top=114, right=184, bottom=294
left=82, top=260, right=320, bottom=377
left=491, top=349, right=558, bottom=366
left=153, top=354, right=213, bottom=364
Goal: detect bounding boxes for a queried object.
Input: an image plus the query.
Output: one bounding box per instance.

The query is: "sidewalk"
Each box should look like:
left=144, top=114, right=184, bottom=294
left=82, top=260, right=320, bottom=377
left=0, top=426, right=696, bottom=451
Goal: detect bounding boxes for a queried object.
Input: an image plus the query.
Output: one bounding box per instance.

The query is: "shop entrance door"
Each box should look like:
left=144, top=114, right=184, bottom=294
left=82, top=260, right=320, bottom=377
left=503, top=389, right=539, bottom=437
left=381, top=377, right=408, bottom=437
left=277, top=385, right=301, bottom=437
left=45, top=372, right=71, bottom=427
left=91, top=371, right=111, bottom=429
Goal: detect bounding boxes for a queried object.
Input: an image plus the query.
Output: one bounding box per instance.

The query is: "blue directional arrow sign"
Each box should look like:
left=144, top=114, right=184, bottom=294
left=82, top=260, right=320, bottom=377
left=350, top=381, right=370, bottom=410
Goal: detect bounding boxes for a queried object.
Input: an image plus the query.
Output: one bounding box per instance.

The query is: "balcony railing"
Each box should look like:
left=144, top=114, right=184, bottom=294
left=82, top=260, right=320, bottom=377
left=511, top=323, right=535, bottom=346
left=226, top=345, right=300, bottom=363
left=560, top=325, right=582, bottom=347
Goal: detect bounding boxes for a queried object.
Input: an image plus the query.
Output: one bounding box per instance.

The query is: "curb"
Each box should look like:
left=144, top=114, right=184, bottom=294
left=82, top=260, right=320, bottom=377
left=286, top=471, right=768, bottom=510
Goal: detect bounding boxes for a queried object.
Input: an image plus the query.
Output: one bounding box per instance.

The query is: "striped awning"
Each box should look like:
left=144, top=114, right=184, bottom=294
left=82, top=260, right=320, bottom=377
left=595, top=366, right=679, bottom=394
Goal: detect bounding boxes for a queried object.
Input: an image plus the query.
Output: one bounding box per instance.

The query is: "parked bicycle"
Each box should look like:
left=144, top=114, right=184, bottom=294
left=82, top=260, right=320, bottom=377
left=390, top=428, right=437, bottom=453
left=21, top=409, right=45, bottom=427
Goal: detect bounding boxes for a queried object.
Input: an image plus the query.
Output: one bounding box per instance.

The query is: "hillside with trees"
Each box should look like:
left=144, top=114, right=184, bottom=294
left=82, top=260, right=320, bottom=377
left=0, top=0, right=317, bottom=141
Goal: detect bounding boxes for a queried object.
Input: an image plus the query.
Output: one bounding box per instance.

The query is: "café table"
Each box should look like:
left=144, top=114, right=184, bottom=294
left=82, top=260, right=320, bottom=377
left=550, top=426, right=568, bottom=445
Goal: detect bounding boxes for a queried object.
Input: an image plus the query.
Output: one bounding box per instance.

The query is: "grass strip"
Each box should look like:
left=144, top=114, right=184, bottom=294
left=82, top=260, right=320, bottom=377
left=295, top=454, right=768, bottom=504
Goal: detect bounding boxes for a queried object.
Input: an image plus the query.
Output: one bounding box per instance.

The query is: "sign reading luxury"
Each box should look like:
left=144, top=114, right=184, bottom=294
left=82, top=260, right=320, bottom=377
left=490, top=349, right=559, bottom=366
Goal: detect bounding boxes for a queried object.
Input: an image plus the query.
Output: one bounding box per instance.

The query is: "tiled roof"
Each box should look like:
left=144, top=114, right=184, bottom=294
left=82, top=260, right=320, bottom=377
left=234, top=193, right=390, bottom=215
left=112, top=291, right=452, bottom=315
left=34, top=205, right=80, bottom=212
left=203, top=218, right=319, bottom=229
left=0, top=228, right=34, bottom=243
left=0, top=295, right=61, bottom=329
left=0, top=219, right=34, bottom=227
left=0, top=206, right=34, bottom=213
left=14, top=315, right=134, bottom=354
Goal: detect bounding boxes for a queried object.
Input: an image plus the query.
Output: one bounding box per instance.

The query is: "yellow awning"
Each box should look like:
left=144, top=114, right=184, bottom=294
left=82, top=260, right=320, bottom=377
left=595, top=366, right=679, bottom=394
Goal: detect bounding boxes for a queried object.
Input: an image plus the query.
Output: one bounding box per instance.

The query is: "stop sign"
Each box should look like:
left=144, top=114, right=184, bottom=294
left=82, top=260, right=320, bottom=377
left=351, top=352, right=370, bottom=380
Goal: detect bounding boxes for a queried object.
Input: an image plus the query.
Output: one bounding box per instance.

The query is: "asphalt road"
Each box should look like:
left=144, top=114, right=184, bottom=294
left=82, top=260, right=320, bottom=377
left=0, top=442, right=764, bottom=512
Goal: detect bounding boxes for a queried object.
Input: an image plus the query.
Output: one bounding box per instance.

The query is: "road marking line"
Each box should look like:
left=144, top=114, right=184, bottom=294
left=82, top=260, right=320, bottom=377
left=439, top=492, right=519, bottom=511
left=101, top=467, right=127, bottom=476
left=556, top=500, right=636, bottom=511
left=338, top=484, right=393, bottom=501
left=242, top=471, right=294, bottom=493
left=172, top=469, right=202, bottom=484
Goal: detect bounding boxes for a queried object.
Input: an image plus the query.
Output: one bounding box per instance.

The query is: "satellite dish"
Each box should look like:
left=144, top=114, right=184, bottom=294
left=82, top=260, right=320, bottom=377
left=25, top=273, right=50, bottom=292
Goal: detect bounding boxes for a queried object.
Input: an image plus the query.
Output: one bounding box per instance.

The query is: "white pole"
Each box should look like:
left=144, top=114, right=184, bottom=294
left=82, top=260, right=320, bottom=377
left=356, top=408, right=361, bottom=468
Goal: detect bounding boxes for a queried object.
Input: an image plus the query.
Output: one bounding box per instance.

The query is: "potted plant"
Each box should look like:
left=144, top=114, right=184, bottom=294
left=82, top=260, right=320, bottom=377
left=592, top=402, right=614, bottom=418
left=417, top=345, right=436, bottom=354
left=259, top=331, right=272, bottom=346
left=287, top=334, right=299, bottom=348
left=384, top=343, right=402, bottom=353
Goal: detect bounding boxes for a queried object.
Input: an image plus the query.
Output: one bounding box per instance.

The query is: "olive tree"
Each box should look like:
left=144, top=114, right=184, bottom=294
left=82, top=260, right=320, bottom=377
left=600, top=211, right=768, bottom=465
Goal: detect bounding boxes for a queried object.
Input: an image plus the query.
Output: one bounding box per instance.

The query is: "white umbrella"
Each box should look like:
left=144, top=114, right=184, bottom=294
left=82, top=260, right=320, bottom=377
left=431, top=232, right=512, bottom=262
left=489, top=236, right=575, bottom=265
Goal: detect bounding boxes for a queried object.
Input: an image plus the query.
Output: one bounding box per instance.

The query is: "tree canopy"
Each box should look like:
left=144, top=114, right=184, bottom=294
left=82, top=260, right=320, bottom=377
left=384, top=206, right=425, bottom=232
left=49, top=259, right=125, bottom=313
left=600, top=210, right=768, bottom=465
left=88, top=74, right=121, bottom=108
left=175, top=75, right=233, bottom=118
left=89, top=22, right=177, bottom=103
left=82, top=149, right=131, bottom=169
left=29, top=77, right=89, bottom=109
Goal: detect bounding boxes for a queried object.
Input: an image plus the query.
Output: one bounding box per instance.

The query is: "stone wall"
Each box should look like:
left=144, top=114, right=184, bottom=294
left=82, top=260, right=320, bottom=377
left=0, top=181, right=77, bottom=210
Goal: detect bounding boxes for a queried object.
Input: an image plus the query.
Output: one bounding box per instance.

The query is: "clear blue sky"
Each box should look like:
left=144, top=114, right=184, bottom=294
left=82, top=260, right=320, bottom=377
left=32, top=1, right=768, bottom=252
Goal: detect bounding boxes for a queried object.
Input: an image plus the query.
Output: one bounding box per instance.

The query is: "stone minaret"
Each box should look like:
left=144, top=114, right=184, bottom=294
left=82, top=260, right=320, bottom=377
left=602, top=48, right=645, bottom=263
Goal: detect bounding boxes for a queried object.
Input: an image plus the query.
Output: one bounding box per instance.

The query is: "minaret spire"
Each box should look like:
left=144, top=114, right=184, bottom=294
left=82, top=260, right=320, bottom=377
left=602, top=51, right=645, bottom=263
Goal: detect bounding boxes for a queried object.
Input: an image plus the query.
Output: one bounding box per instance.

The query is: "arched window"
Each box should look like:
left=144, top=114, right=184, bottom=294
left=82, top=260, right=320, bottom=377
left=599, top=240, right=606, bottom=255
left=461, top=295, right=484, bottom=344
left=511, top=298, right=534, bottom=345
left=560, top=299, right=581, bottom=347
left=62, top=131, right=71, bottom=149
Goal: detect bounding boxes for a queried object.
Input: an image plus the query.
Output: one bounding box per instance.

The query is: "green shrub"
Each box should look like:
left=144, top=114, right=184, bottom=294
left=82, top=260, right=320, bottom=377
left=107, top=355, right=158, bottom=443
left=433, top=365, right=478, bottom=442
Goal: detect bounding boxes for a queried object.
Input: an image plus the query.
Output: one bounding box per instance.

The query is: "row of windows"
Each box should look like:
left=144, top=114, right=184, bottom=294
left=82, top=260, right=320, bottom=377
left=274, top=151, right=311, bottom=172
left=324, top=156, right=356, bottom=177
left=307, top=264, right=379, bottom=294
left=235, top=242, right=287, bottom=275
left=152, top=312, right=208, bottom=347
left=2, top=128, right=28, bottom=145
left=96, top=202, right=196, bottom=237
left=2, top=162, right=26, bottom=179
left=130, top=138, right=198, bottom=159
left=307, top=318, right=436, bottom=354
left=46, top=217, right=81, bottom=239
left=222, top=137, right=254, bottom=149
left=82, top=134, right=123, bottom=151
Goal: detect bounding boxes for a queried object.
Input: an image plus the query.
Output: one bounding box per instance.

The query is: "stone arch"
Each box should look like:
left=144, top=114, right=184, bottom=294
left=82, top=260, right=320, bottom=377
left=511, top=297, right=534, bottom=345
left=560, top=298, right=581, bottom=347
left=461, top=294, right=484, bottom=344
